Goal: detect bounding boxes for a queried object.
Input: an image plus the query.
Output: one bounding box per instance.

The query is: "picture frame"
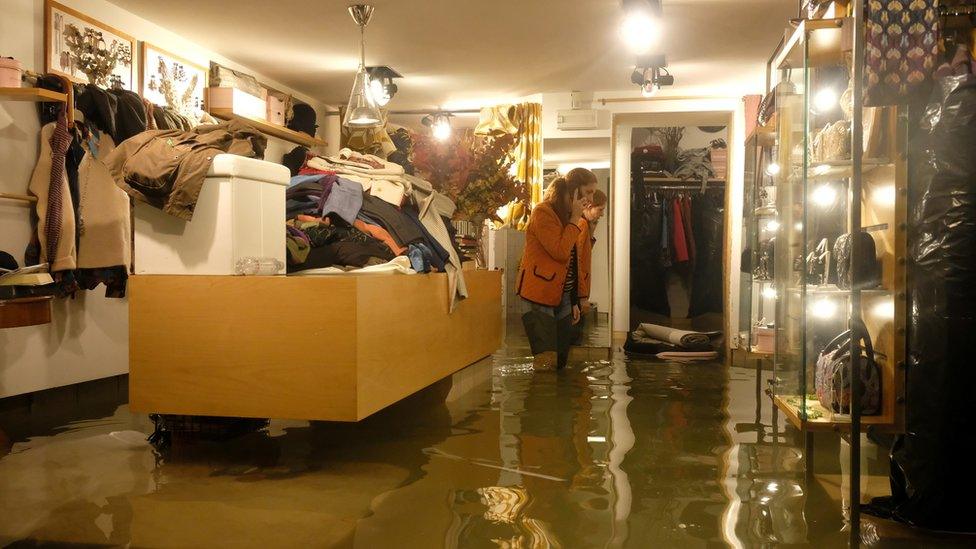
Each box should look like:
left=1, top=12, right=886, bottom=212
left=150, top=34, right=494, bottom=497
left=140, top=43, right=208, bottom=118
left=44, top=0, right=136, bottom=90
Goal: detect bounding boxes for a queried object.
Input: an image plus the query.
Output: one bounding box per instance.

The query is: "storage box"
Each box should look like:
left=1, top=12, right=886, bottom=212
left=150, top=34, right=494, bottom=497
left=753, top=325, right=775, bottom=354
left=205, top=87, right=267, bottom=121
left=0, top=57, right=23, bottom=88
left=133, top=154, right=289, bottom=275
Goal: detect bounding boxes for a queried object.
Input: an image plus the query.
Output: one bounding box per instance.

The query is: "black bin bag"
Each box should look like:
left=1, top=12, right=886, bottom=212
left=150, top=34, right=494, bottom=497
left=871, top=74, right=976, bottom=532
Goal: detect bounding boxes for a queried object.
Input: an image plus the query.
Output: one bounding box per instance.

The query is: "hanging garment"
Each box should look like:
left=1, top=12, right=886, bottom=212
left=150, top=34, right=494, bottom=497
left=76, top=129, right=131, bottom=270
left=407, top=175, right=468, bottom=310
left=631, top=198, right=670, bottom=317
left=681, top=195, right=696, bottom=265
left=27, top=112, right=76, bottom=272
left=671, top=197, right=689, bottom=263
left=474, top=105, right=518, bottom=137
left=687, top=193, right=725, bottom=317
left=864, top=0, right=940, bottom=106
left=106, top=120, right=266, bottom=220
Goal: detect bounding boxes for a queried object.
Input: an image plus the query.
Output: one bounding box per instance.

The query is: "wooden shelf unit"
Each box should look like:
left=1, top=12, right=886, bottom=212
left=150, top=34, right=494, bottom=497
left=772, top=394, right=898, bottom=433
left=209, top=107, right=328, bottom=148
left=0, top=87, right=68, bottom=103
left=0, top=297, right=53, bottom=329
left=773, top=18, right=848, bottom=71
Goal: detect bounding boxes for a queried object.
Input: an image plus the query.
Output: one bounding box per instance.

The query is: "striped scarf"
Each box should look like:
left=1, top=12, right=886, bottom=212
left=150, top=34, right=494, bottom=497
left=45, top=109, right=71, bottom=265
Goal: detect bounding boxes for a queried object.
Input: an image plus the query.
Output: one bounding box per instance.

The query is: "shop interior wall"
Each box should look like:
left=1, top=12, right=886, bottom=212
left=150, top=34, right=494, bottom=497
left=608, top=103, right=745, bottom=337
left=0, top=0, right=338, bottom=399
left=588, top=168, right=611, bottom=313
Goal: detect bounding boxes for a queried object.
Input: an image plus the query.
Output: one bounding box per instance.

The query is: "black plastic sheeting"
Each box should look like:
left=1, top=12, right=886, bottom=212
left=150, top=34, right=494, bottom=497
left=873, top=75, right=976, bottom=532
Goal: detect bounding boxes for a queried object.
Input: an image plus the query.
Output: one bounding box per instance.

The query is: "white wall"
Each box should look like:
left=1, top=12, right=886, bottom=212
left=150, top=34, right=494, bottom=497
left=588, top=168, right=611, bottom=312
left=0, top=0, right=337, bottom=398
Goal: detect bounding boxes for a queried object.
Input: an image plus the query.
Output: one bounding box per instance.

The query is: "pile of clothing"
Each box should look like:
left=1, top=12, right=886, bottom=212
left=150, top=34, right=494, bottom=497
left=285, top=148, right=468, bottom=310
left=623, top=323, right=722, bottom=362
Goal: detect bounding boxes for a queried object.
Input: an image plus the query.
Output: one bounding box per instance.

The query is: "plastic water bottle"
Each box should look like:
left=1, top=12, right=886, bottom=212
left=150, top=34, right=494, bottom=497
left=234, top=257, right=284, bottom=276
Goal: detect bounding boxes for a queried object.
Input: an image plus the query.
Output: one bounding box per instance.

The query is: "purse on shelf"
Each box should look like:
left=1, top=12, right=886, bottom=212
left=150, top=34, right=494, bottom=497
left=758, top=78, right=796, bottom=127
left=814, top=321, right=882, bottom=415
left=755, top=238, right=775, bottom=280
left=833, top=232, right=881, bottom=290
left=811, top=120, right=852, bottom=162
left=805, top=238, right=832, bottom=286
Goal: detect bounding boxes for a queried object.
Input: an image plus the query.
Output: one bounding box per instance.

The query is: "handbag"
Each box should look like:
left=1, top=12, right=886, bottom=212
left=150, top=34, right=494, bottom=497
left=805, top=238, right=832, bottom=285
left=814, top=322, right=882, bottom=415
left=864, top=0, right=940, bottom=106
left=757, top=80, right=796, bottom=127
left=755, top=238, right=775, bottom=280
left=811, top=120, right=851, bottom=162
left=833, top=232, right=881, bottom=290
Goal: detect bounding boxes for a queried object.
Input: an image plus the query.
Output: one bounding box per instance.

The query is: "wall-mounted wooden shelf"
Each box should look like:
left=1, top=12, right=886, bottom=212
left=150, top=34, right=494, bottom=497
left=0, top=87, right=68, bottom=103
left=209, top=108, right=327, bottom=148
left=772, top=394, right=898, bottom=433
left=0, top=296, right=53, bottom=329
left=774, top=18, right=848, bottom=70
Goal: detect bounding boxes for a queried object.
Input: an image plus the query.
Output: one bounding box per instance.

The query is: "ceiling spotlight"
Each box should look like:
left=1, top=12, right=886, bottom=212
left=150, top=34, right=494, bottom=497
left=344, top=5, right=382, bottom=128
left=366, top=66, right=401, bottom=107
left=621, top=0, right=662, bottom=54
left=423, top=112, right=453, bottom=141
left=641, top=81, right=658, bottom=97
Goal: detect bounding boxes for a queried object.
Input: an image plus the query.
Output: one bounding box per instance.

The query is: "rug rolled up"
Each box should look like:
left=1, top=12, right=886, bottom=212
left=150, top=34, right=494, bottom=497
left=635, top=323, right=721, bottom=348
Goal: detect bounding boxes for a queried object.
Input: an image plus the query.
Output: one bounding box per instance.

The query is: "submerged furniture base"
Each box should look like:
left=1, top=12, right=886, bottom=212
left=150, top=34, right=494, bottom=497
left=129, top=270, right=502, bottom=421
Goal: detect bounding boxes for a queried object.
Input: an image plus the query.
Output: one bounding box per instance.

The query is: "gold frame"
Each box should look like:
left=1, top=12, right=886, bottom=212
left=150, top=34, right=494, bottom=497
left=44, top=0, right=136, bottom=88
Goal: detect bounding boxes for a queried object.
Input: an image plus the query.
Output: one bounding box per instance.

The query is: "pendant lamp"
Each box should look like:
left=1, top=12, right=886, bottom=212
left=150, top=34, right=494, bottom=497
left=344, top=5, right=382, bottom=128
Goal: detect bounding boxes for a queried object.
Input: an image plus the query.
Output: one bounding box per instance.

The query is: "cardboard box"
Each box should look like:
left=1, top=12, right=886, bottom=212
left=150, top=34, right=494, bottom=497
left=205, top=87, right=267, bottom=121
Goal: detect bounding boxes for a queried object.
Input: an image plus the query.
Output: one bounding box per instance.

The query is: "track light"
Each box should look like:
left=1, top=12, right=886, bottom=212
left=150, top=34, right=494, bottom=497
left=366, top=66, right=401, bottom=107
left=641, top=81, right=658, bottom=97
left=621, top=0, right=662, bottom=54
left=422, top=113, right=453, bottom=141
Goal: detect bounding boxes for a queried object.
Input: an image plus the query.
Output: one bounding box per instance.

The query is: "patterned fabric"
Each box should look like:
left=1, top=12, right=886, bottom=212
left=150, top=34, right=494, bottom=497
left=865, top=0, right=940, bottom=106
left=45, top=109, right=71, bottom=265
left=514, top=103, right=544, bottom=206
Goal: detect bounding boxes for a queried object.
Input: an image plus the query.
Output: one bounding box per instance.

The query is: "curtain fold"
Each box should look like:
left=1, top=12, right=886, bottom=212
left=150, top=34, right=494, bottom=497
left=514, top=103, right=543, bottom=206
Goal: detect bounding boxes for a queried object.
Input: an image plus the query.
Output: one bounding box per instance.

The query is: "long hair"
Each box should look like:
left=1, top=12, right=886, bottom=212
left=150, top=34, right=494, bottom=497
left=544, top=168, right=597, bottom=224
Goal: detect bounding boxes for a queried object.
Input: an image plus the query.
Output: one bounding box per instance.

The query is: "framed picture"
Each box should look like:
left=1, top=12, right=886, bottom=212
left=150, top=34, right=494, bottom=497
left=141, top=43, right=208, bottom=117
left=44, top=0, right=135, bottom=89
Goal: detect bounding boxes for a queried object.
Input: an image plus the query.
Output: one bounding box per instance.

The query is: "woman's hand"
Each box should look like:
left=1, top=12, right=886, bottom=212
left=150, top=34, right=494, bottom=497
left=571, top=191, right=586, bottom=221
left=572, top=304, right=581, bottom=325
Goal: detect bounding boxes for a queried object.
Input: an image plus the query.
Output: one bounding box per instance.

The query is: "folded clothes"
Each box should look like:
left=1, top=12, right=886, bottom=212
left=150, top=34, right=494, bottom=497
left=290, top=255, right=415, bottom=276
left=321, top=177, right=363, bottom=225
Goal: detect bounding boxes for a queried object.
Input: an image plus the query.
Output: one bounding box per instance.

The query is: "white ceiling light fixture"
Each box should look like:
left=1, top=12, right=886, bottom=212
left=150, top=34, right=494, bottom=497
left=344, top=5, right=383, bottom=128
left=621, top=0, right=662, bottom=54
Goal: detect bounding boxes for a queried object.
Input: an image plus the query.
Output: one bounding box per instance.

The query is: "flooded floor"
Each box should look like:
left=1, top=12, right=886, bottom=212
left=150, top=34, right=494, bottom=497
left=0, top=326, right=957, bottom=547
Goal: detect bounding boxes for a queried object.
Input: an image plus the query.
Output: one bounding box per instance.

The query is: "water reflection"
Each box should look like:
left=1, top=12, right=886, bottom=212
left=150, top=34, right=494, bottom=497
left=0, top=338, right=868, bottom=547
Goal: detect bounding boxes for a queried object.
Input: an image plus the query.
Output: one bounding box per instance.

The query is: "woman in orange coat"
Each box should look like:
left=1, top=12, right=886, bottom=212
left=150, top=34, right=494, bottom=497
left=575, top=189, right=608, bottom=335
left=517, top=168, right=598, bottom=370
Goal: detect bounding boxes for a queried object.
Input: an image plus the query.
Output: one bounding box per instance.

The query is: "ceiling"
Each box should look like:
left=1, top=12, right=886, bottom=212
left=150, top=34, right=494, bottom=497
left=111, top=0, right=795, bottom=110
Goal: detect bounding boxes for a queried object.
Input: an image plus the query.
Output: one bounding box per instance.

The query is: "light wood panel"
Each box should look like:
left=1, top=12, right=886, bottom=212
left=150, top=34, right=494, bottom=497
left=208, top=107, right=328, bottom=148
left=0, top=87, right=67, bottom=102
left=0, top=297, right=52, bottom=329
left=129, top=271, right=502, bottom=421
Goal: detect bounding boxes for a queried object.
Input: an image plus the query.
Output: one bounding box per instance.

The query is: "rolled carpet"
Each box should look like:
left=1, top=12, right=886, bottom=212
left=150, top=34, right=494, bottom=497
left=635, top=323, right=721, bottom=348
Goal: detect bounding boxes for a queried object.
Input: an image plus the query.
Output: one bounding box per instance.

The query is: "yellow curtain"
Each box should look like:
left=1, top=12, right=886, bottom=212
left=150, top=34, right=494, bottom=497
left=514, top=103, right=543, bottom=206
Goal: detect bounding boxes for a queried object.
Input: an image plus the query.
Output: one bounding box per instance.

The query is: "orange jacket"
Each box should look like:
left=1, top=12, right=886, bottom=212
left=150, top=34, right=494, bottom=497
left=576, top=218, right=593, bottom=299
left=517, top=202, right=581, bottom=306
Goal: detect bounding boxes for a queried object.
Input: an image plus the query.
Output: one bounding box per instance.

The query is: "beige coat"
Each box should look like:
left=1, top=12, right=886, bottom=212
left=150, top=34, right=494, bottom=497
left=28, top=122, right=76, bottom=272
left=77, top=132, right=131, bottom=270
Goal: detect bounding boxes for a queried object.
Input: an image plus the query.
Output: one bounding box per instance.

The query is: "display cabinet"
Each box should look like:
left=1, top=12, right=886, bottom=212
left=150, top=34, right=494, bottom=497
left=767, top=17, right=907, bottom=433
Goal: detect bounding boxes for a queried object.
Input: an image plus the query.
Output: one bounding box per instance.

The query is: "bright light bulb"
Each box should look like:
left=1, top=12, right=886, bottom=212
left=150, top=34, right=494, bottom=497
left=762, top=286, right=778, bottom=299
left=811, top=298, right=838, bottom=319
left=621, top=11, right=660, bottom=54
left=871, top=299, right=895, bottom=320
left=369, top=78, right=390, bottom=107
left=765, top=162, right=781, bottom=176
left=812, top=184, right=837, bottom=207
left=814, top=88, right=838, bottom=113
left=813, top=164, right=831, bottom=175
left=432, top=118, right=452, bottom=141
left=766, top=220, right=780, bottom=232
left=641, top=82, right=658, bottom=98
left=872, top=185, right=896, bottom=206
left=794, top=222, right=803, bottom=231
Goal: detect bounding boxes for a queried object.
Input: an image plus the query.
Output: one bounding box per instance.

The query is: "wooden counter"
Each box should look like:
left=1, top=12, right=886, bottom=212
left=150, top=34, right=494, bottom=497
left=129, top=270, right=502, bottom=421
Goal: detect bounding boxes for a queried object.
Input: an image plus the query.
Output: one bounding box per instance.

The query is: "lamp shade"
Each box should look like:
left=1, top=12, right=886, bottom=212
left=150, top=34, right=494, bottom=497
left=344, top=66, right=382, bottom=128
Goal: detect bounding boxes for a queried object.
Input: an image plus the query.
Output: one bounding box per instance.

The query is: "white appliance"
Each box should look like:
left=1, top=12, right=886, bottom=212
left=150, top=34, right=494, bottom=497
left=556, top=108, right=599, bottom=131
left=133, top=154, right=289, bottom=275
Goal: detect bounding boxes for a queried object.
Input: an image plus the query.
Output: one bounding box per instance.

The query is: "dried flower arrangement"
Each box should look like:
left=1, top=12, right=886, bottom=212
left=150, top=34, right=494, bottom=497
left=411, top=131, right=527, bottom=225
left=148, top=57, right=200, bottom=115
left=62, top=23, right=131, bottom=87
